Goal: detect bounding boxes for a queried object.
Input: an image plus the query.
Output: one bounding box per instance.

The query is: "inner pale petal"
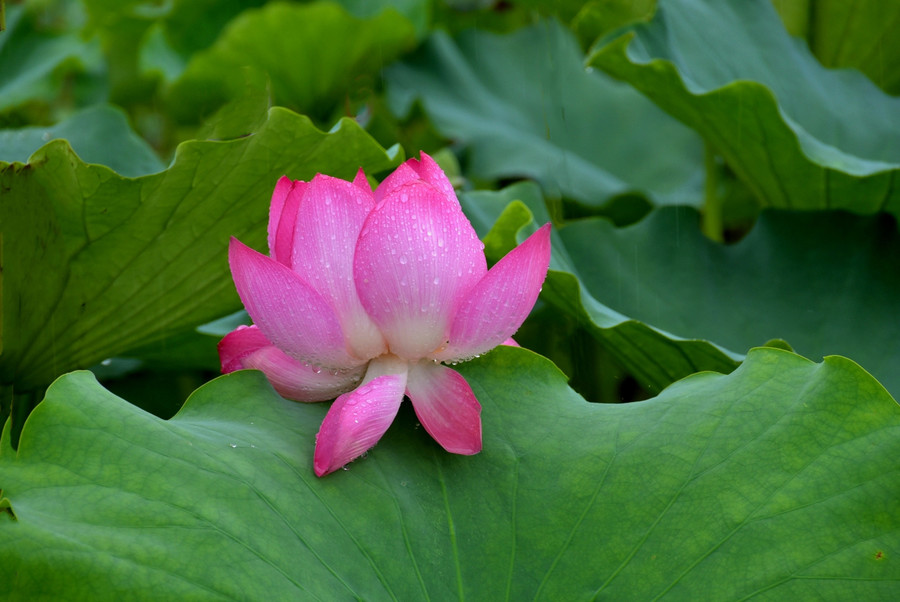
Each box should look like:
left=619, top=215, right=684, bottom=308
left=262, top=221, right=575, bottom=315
left=354, top=180, right=487, bottom=360
left=288, top=174, right=386, bottom=360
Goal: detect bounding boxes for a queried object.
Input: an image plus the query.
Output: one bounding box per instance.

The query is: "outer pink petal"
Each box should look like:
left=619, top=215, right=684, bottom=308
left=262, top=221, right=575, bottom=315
left=218, top=325, right=362, bottom=402
left=354, top=180, right=487, bottom=360
left=288, top=174, right=384, bottom=360
left=313, top=368, right=408, bottom=476
left=219, top=324, right=271, bottom=373
left=406, top=362, right=481, bottom=455
left=268, top=177, right=306, bottom=266
left=375, top=152, right=457, bottom=206
left=229, top=237, right=359, bottom=369
left=432, top=224, right=551, bottom=363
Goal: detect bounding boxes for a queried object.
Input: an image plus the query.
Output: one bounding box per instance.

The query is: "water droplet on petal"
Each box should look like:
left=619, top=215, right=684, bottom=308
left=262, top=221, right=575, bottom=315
left=399, top=255, right=408, bottom=265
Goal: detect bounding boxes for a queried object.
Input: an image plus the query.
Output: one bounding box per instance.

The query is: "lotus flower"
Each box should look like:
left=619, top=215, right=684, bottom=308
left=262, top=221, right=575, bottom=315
left=219, top=153, right=550, bottom=476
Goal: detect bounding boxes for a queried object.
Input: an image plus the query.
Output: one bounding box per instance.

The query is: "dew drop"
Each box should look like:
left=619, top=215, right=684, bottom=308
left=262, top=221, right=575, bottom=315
left=433, top=277, right=440, bottom=285
left=229, top=443, right=237, bottom=448
left=399, top=255, right=408, bottom=265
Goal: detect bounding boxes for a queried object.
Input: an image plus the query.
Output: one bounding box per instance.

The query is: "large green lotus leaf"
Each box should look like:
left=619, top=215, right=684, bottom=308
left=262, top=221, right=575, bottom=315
left=386, top=20, right=704, bottom=208
left=0, top=104, right=164, bottom=177
left=165, top=2, right=416, bottom=123
left=2, top=347, right=898, bottom=598
left=0, top=4, right=103, bottom=113
left=589, top=0, right=900, bottom=217
left=559, top=206, right=900, bottom=400
left=0, top=107, right=400, bottom=391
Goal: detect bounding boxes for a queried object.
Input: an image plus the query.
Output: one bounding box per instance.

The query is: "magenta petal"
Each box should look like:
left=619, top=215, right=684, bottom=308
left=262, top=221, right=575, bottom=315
left=433, top=224, right=551, bottom=362
left=218, top=325, right=362, bottom=402
left=352, top=168, right=372, bottom=193
left=406, top=362, right=481, bottom=455
left=288, top=174, right=384, bottom=360
left=313, top=368, right=408, bottom=476
left=354, top=180, right=487, bottom=359
left=374, top=162, right=419, bottom=203
left=268, top=177, right=306, bottom=266
left=229, top=238, right=358, bottom=369
left=219, top=324, right=270, bottom=373
left=375, top=152, right=457, bottom=206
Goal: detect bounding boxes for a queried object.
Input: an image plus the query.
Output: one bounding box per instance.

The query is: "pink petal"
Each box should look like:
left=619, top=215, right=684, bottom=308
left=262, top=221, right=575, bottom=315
left=219, top=324, right=271, bottom=373
left=432, top=224, right=551, bottom=363
left=406, top=362, right=481, bottom=455
left=313, top=360, right=409, bottom=476
left=352, top=168, right=371, bottom=193
left=229, top=237, right=359, bottom=369
left=218, top=325, right=362, bottom=402
left=502, top=338, right=519, bottom=347
left=268, top=177, right=306, bottom=266
left=354, top=179, right=487, bottom=360
left=375, top=152, right=457, bottom=206
left=287, top=174, right=385, bottom=360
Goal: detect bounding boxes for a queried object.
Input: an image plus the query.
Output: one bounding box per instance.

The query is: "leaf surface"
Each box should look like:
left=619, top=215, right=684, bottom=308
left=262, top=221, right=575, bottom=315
left=0, top=105, right=164, bottom=177
left=809, top=0, right=900, bottom=95
left=1, top=347, right=898, bottom=599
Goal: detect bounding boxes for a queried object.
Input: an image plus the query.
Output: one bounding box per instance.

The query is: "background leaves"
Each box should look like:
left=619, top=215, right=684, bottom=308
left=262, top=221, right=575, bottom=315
left=387, top=20, right=704, bottom=210
left=589, top=0, right=900, bottom=217
left=0, top=108, right=399, bottom=391
left=166, top=2, right=417, bottom=125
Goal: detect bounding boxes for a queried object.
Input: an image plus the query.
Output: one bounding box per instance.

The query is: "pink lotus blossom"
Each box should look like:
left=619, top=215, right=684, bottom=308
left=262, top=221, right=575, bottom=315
left=219, top=153, right=550, bottom=476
